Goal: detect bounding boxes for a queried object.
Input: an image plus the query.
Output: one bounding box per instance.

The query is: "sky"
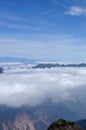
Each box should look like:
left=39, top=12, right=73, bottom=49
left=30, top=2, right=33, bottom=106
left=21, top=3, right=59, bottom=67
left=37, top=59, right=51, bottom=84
left=0, top=0, right=86, bottom=62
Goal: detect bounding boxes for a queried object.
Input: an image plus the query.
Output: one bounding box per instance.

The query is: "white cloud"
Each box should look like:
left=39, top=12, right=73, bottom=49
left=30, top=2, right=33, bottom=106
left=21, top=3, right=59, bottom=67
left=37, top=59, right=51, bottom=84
left=0, top=21, right=29, bottom=30
left=65, top=6, right=86, bottom=16
left=0, top=67, right=86, bottom=107
left=0, top=11, right=29, bottom=22
left=51, top=0, right=67, bottom=8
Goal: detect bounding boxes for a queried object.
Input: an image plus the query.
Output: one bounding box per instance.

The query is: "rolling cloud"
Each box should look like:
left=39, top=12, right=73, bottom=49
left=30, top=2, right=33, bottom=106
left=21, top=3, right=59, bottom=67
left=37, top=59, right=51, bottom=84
left=0, top=67, right=86, bottom=107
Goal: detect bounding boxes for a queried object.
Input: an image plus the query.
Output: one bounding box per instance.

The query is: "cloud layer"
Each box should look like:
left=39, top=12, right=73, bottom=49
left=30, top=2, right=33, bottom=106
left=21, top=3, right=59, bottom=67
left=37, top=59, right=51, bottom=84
left=65, top=6, right=86, bottom=16
left=0, top=67, right=86, bottom=107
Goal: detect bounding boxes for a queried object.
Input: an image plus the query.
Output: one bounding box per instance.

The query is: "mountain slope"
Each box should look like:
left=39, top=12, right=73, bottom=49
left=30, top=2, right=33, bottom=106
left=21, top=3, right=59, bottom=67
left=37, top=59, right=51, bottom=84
left=0, top=102, right=79, bottom=130
left=76, top=119, right=86, bottom=130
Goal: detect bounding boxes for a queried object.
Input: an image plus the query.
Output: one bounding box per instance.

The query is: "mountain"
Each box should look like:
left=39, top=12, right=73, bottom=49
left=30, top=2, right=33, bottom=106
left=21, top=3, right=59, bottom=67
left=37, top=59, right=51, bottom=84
left=33, top=63, right=86, bottom=69
left=76, top=119, right=86, bottom=130
left=0, top=57, right=36, bottom=63
left=47, top=119, right=82, bottom=130
left=0, top=67, right=3, bottom=73
left=0, top=101, right=79, bottom=130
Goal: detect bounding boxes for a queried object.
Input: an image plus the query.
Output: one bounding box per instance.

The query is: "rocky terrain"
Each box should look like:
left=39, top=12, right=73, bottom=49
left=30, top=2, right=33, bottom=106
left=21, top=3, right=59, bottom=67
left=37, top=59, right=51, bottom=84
left=0, top=102, right=79, bottom=130
left=2, top=112, right=35, bottom=130
left=0, top=104, right=85, bottom=130
left=47, top=119, right=82, bottom=130
left=1, top=115, right=84, bottom=130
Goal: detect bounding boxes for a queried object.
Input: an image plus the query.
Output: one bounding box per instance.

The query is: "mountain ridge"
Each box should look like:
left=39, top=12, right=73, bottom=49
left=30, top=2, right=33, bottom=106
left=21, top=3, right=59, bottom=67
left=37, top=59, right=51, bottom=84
left=0, top=57, right=37, bottom=63
left=33, top=63, right=86, bottom=69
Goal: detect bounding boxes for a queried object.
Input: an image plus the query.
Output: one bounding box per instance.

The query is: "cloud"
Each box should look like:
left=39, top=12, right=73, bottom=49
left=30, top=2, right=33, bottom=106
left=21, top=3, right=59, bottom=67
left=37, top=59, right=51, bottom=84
left=0, top=21, right=29, bottom=30
left=51, top=0, right=59, bottom=5
left=0, top=67, right=86, bottom=107
left=51, top=0, right=67, bottom=8
left=65, top=6, right=86, bottom=16
left=0, top=13, right=27, bottom=22
left=0, top=12, right=56, bottom=31
left=51, top=0, right=86, bottom=16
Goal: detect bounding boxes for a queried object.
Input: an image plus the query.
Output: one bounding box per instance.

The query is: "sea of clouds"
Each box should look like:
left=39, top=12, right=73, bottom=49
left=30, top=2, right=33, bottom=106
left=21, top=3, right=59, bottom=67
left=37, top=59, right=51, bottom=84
left=0, top=67, right=86, bottom=107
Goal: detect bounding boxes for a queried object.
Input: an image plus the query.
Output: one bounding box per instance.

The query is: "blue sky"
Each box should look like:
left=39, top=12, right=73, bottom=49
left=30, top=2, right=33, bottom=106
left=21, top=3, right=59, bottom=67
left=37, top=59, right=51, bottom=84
left=0, top=0, right=86, bottom=62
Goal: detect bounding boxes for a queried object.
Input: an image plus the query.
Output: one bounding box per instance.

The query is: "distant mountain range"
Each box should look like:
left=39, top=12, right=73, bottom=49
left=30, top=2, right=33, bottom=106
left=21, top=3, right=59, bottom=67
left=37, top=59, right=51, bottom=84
left=33, top=63, right=86, bottom=68
left=0, top=57, right=37, bottom=63
left=0, top=57, right=86, bottom=68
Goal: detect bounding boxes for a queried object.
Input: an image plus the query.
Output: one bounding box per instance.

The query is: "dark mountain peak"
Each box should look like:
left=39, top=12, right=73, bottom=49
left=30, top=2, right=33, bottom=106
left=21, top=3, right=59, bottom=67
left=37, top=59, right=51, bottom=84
left=47, top=119, right=82, bottom=130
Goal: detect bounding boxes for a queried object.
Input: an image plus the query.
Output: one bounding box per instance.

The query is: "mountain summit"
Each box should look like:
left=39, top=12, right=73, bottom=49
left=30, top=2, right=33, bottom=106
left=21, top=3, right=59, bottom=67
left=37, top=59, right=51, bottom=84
left=47, top=119, right=82, bottom=130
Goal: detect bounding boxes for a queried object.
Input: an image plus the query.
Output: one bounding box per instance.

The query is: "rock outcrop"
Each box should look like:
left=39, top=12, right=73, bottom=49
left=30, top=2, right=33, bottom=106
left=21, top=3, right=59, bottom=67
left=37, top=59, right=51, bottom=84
left=47, top=119, right=82, bottom=130
left=2, top=113, right=35, bottom=130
